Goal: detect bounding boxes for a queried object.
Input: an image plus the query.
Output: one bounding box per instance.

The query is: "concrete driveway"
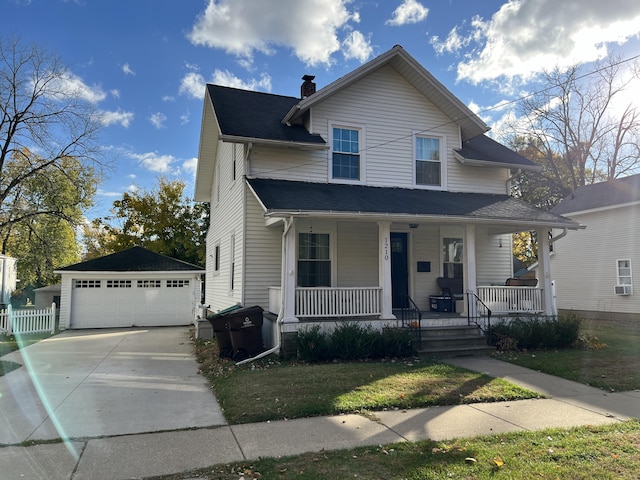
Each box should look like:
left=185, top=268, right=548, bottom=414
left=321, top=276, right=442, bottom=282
left=0, top=327, right=226, bottom=446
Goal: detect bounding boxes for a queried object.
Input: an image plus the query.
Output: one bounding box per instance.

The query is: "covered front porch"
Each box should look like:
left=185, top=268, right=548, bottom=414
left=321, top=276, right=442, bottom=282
left=267, top=217, right=555, bottom=324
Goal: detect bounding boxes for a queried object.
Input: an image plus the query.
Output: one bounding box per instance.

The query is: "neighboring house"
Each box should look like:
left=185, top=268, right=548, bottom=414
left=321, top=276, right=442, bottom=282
left=194, top=45, right=580, bottom=352
left=0, top=255, right=17, bottom=308
left=551, top=174, right=640, bottom=320
left=55, top=246, right=204, bottom=329
left=34, top=284, right=61, bottom=309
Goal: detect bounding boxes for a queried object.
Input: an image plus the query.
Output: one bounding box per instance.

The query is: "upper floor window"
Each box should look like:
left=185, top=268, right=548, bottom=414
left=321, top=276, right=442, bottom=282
left=332, top=127, right=360, bottom=181
left=415, top=136, right=441, bottom=186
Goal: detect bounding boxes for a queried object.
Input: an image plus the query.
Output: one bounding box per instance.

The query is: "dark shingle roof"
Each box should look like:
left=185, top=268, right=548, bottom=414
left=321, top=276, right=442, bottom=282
left=454, top=135, right=538, bottom=169
left=552, top=174, right=640, bottom=214
left=57, top=246, right=204, bottom=272
left=247, top=178, right=579, bottom=227
left=207, top=84, right=326, bottom=145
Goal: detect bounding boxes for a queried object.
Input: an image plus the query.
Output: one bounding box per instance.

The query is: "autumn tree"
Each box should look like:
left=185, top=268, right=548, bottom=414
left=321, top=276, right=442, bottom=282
left=0, top=36, right=104, bottom=239
left=87, top=177, right=209, bottom=266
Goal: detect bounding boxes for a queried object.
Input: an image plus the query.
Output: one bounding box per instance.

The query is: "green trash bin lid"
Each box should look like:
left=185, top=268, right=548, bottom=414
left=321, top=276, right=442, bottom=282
left=206, top=303, right=242, bottom=320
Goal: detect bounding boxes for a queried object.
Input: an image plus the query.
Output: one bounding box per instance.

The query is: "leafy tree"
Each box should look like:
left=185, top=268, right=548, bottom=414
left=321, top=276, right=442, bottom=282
left=88, top=177, right=209, bottom=266
left=508, top=55, right=640, bottom=198
left=0, top=36, right=104, bottom=228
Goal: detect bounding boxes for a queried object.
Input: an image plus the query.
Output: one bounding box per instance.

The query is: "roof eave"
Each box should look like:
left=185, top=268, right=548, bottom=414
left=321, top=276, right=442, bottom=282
left=219, top=134, right=328, bottom=150
left=194, top=89, right=220, bottom=203
left=453, top=151, right=541, bottom=171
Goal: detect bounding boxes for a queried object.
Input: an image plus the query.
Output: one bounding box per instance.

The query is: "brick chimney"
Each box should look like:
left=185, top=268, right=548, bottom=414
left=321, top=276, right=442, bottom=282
left=300, top=75, right=316, bottom=98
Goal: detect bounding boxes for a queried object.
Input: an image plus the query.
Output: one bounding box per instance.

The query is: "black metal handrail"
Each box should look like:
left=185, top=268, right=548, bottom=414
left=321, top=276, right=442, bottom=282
left=400, top=295, right=422, bottom=345
left=466, top=290, right=492, bottom=340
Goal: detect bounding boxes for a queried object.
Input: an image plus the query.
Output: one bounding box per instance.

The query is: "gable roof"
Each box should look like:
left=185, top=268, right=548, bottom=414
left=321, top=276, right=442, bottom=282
left=247, top=178, right=580, bottom=231
left=55, top=246, right=204, bottom=273
left=552, top=174, right=640, bottom=215
left=454, top=135, right=539, bottom=171
left=206, top=85, right=327, bottom=146
left=283, top=45, right=489, bottom=142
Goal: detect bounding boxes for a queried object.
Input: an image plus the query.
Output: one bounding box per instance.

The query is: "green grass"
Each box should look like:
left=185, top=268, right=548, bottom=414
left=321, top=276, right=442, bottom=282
left=492, top=317, right=640, bottom=391
left=195, top=340, right=541, bottom=425
left=151, top=420, right=640, bottom=479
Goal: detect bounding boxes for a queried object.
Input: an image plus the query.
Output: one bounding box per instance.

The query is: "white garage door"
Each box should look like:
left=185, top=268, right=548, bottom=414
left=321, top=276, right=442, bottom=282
left=70, top=278, right=195, bottom=328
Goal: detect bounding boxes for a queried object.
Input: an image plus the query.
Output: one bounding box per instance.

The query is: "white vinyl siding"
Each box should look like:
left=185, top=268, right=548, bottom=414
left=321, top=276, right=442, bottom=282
left=243, top=190, right=282, bottom=307
left=205, top=142, right=245, bottom=311
left=550, top=205, right=640, bottom=314
left=336, top=222, right=378, bottom=287
left=475, top=231, right=514, bottom=286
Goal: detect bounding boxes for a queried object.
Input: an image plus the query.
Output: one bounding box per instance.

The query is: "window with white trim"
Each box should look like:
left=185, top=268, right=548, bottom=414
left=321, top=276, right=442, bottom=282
left=616, top=259, right=633, bottom=293
left=297, top=233, right=331, bottom=287
left=331, top=127, right=360, bottom=181
left=214, top=243, right=220, bottom=273
left=415, top=135, right=441, bottom=186
left=74, top=280, right=101, bottom=288
left=167, top=280, right=190, bottom=288
left=229, top=234, right=235, bottom=292
left=107, top=280, right=132, bottom=288
left=137, top=280, right=161, bottom=288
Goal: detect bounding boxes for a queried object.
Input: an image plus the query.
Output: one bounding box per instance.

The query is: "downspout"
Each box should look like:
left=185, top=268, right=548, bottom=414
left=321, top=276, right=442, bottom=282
left=549, top=228, right=568, bottom=244
left=236, top=216, right=293, bottom=365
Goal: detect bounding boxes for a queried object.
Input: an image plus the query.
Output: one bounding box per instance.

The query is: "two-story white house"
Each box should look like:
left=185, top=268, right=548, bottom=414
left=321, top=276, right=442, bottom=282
left=195, top=45, right=580, bottom=354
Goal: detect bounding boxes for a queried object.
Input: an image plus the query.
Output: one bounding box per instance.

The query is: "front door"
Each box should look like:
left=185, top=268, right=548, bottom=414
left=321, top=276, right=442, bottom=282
left=391, top=232, right=409, bottom=308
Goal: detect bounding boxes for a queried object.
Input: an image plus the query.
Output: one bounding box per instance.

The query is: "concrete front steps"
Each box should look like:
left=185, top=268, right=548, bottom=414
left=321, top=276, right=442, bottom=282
left=412, top=324, right=495, bottom=357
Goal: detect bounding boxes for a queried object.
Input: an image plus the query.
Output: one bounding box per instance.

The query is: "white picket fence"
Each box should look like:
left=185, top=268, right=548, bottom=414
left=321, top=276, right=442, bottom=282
left=0, top=303, right=56, bottom=336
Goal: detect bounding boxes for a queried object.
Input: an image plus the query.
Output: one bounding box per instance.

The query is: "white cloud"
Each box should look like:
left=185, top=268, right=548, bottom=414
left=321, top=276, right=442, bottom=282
left=110, top=89, right=120, bottom=98
left=50, top=71, right=107, bottom=103
left=149, top=112, right=167, bottom=129
left=451, top=0, right=640, bottom=83
left=183, top=157, right=198, bottom=176
left=180, top=111, right=190, bottom=125
left=342, top=31, right=373, bottom=63
left=179, top=72, right=206, bottom=99
left=430, top=25, right=470, bottom=55
left=128, top=151, right=176, bottom=173
left=99, top=109, right=134, bottom=127
left=212, top=70, right=272, bottom=91
left=386, top=0, right=428, bottom=26
left=187, top=0, right=356, bottom=66
left=162, top=95, right=175, bottom=102
left=122, top=63, right=135, bottom=75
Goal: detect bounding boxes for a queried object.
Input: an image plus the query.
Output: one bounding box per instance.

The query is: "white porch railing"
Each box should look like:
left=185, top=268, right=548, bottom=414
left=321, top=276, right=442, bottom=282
left=296, top=287, right=382, bottom=317
left=0, top=304, right=56, bottom=335
left=268, top=286, right=382, bottom=318
left=476, top=286, right=543, bottom=314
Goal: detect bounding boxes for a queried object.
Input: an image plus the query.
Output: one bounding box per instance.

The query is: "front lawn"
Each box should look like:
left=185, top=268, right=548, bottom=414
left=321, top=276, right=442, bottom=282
left=493, top=317, right=640, bottom=391
left=194, top=339, right=540, bottom=425
left=0, top=332, right=53, bottom=377
left=152, top=420, right=640, bottom=480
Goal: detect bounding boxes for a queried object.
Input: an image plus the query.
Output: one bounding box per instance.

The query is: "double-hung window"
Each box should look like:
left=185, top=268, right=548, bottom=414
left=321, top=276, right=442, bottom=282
left=297, top=233, right=331, bottom=287
left=415, top=136, right=441, bottom=187
left=332, top=127, right=360, bottom=181
left=616, top=259, right=633, bottom=295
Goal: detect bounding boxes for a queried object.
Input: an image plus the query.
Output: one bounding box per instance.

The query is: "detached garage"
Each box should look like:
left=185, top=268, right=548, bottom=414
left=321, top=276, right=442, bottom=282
left=55, top=246, right=205, bottom=329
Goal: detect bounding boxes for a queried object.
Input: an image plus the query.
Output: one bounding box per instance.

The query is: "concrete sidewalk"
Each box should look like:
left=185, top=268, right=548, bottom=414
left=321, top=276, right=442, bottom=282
left=3, top=356, right=639, bottom=480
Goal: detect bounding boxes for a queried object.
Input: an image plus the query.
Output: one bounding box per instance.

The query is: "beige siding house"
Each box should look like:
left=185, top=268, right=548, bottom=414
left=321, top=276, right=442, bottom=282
left=195, top=45, right=580, bottom=354
left=551, top=174, right=640, bottom=320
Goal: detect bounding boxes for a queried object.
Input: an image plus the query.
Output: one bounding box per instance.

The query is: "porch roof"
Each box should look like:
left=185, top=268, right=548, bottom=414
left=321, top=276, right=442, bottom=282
left=247, top=178, right=581, bottom=230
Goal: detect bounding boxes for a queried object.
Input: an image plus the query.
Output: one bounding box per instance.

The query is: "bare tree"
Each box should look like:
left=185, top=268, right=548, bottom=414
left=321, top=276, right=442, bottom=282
left=0, top=36, right=105, bottom=237
left=509, top=54, right=640, bottom=203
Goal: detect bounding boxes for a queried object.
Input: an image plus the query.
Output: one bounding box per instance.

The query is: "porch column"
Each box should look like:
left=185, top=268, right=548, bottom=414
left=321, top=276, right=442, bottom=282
left=462, top=224, right=477, bottom=315
left=537, top=227, right=555, bottom=315
left=378, top=221, right=395, bottom=319
left=281, top=218, right=298, bottom=323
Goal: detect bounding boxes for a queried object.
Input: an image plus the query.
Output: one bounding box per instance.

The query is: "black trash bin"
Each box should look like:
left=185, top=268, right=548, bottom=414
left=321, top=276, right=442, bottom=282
left=227, top=306, right=264, bottom=361
left=208, top=304, right=242, bottom=358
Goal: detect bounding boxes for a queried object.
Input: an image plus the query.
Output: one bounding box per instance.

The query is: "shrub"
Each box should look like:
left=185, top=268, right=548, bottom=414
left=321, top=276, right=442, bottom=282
left=296, top=325, right=331, bottom=363
left=492, top=313, right=582, bottom=351
left=295, top=323, right=416, bottom=362
left=330, top=322, right=379, bottom=360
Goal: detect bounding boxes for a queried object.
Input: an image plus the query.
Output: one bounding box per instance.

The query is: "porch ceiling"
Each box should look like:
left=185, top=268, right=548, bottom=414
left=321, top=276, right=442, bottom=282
left=246, top=178, right=582, bottom=231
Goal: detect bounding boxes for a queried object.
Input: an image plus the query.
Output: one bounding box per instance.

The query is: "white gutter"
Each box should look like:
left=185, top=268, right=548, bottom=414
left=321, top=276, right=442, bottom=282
left=236, top=216, right=293, bottom=365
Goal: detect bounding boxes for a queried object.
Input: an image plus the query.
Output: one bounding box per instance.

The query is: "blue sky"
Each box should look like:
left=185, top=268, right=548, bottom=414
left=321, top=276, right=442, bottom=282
left=5, top=0, right=640, bottom=220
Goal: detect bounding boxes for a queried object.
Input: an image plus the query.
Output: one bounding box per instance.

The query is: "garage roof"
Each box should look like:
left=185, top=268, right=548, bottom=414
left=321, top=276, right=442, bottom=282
left=56, top=246, right=204, bottom=272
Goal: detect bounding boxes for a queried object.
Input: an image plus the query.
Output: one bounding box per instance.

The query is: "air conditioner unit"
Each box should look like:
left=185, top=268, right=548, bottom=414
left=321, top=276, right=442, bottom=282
left=614, top=285, right=632, bottom=296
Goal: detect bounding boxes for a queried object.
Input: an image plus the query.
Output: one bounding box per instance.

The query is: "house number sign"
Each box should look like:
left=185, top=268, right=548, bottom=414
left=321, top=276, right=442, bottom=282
left=384, top=237, right=389, bottom=261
